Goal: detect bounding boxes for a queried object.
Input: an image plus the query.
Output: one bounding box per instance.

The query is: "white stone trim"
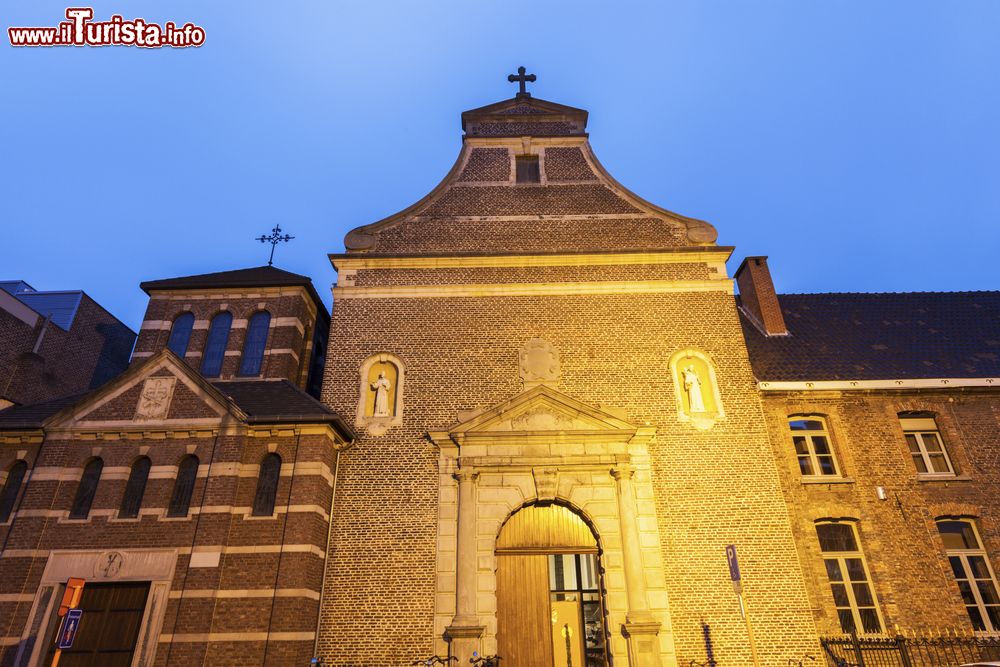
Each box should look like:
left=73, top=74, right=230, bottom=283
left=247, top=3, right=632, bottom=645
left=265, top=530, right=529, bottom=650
left=158, top=631, right=314, bottom=643
left=333, top=250, right=731, bottom=272
left=758, top=378, right=999, bottom=392
left=334, top=280, right=733, bottom=300
left=166, top=588, right=320, bottom=600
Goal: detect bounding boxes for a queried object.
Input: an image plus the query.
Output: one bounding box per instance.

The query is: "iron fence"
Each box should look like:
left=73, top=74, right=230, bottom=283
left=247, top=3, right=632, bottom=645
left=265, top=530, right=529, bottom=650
left=821, top=632, right=1000, bottom=667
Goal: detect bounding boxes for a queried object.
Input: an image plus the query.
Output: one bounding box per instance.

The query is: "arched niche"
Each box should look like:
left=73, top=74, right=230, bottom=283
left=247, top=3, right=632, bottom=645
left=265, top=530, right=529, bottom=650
left=669, top=348, right=725, bottom=430
left=355, top=352, right=405, bottom=436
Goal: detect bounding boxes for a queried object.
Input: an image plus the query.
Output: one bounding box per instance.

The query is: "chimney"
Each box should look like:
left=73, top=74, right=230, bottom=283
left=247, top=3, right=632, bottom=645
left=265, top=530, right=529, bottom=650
left=735, top=256, right=788, bottom=336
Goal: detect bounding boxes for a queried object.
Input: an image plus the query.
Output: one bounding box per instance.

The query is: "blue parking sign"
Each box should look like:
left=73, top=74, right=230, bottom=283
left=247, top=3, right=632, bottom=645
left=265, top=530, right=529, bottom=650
left=726, top=544, right=741, bottom=582
left=57, top=608, right=83, bottom=649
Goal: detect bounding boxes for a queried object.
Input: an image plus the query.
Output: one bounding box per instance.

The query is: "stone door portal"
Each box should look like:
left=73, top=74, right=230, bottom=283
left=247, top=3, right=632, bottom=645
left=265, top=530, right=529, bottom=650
left=495, top=504, right=609, bottom=667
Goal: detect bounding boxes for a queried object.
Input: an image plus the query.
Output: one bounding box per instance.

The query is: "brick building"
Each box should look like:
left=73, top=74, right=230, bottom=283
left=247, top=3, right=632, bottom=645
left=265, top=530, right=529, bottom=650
left=317, top=88, right=820, bottom=666
left=0, top=281, right=136, bottom=409
left=738, top=264, right=1000, bottom=638
left=0, top=77, right=997, bottom=667
left=0, top=267, right=352, bottom=667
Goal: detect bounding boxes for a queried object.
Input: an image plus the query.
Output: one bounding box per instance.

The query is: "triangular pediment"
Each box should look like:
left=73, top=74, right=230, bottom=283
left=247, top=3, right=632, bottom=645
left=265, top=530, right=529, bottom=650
left=48, top=349, right=240, bottom=430
left=448, top=385, right=639, bottom=437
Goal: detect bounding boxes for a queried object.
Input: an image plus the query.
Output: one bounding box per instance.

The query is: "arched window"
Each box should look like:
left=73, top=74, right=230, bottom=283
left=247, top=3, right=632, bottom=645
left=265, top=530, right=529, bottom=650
left=815, top=521, right=882, bottom=634
left=167, top=455, right=199, bottom=518
left=70, top=458, right=103, bottom=519
left=900, top=412, right=955, bottom=476
left=118, top=456, right=151, bottom=519
left=166, top=312, right=195, bottom=358
left=252, top=453, right=281, bottom=517
left=789, top=416, right=841, bottom=478
left=200, top=312, right=232, bottom=377
left=937, top=519, right=1000, bottom=631
left=238, top=311, right=271, bottom=377
left=0, top=460, right=28, bottom=523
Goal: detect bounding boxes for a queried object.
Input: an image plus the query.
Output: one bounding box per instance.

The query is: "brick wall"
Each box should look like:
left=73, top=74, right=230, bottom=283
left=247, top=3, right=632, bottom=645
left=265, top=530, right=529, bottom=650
left=133, top=288, right=320, bottom=390
left=0, top=295, right=135, bottom=406
left=760, top=389, right=1000, bottom=635
left=318, top=279, right=821, bottom=666
left=0, top=366, right=342, bottom=667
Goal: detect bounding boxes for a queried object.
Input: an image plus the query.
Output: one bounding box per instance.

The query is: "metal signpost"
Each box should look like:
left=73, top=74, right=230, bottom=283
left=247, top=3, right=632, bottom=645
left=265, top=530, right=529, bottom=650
left=51, top=577, right=86, bottom=667
left=726, top=545, right=761, bottom=667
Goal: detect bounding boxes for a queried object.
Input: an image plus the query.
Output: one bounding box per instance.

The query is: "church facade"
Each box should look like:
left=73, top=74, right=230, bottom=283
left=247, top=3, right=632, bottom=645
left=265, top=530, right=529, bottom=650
left=0, top=77, right=998, bottom=667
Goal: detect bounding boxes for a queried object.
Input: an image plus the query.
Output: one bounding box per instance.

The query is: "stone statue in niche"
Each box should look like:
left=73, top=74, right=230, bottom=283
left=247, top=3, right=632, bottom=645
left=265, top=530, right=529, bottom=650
left=371, top=372, right=392, bottom=417
left=670, top=349, right=725, bottom=430
left=682, top=365, right=706, bottom=413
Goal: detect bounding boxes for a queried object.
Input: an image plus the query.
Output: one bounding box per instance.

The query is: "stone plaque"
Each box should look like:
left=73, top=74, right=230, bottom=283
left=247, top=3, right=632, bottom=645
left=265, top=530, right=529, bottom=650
left=134, top=377, right=176, bottom=421
left=519, top=338, right=560, bottom=386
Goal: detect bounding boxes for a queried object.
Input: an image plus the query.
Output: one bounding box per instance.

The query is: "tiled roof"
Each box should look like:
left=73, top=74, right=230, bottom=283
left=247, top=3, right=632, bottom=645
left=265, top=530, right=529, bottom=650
left=0, top=281, right=84, bottom=330
left=0, top=393, right=86, bottom=429
left=14, top=291, right=83, bottom=331
left=213, top=380, right=351, bottom=430
left=140, top=266, right=327, bottom=317
left=0, top=379, right=353, bottom=440
left=740, top=292, right=1000, bottom=382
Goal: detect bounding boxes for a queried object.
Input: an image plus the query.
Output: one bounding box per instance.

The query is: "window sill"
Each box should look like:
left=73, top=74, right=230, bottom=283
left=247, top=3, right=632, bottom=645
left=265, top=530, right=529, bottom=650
left=801, top=476, right=855, bottom=485
left=917, top=474, right=972, bottom=483
left=158, top=515, right=192, bottom=522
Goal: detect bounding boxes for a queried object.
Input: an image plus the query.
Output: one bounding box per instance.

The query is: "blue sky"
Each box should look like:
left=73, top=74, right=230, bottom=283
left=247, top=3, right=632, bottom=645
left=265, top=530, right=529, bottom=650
left=2, top=1, right=997, bottom=330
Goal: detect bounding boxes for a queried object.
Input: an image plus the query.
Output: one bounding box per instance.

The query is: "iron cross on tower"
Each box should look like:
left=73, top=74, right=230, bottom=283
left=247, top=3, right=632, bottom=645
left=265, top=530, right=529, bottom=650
left=507, top=66, right=536, bottom=97
left=255, top=224, right=294, bottom=266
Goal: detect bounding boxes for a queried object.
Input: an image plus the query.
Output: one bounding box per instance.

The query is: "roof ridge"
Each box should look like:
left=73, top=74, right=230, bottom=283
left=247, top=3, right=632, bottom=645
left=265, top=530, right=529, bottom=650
left=778, top=290, right=1000, bottom=297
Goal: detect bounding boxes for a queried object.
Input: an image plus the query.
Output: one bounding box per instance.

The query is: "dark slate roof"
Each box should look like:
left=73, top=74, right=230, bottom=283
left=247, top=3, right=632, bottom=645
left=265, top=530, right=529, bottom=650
left=0, top=281, right=84, bottom=330
left=0, top=379, right=352, bottom=440
left=0, top=393, right=85, bottom=429
left=213, top=380, right=352, bottom=434
left=140, top=266, right=327, bottom=318
left=740, top=292, right=1000, bottom=382
left=0, top=281, right=34, bottom=296
left=15, top=291, right=83, bottom=331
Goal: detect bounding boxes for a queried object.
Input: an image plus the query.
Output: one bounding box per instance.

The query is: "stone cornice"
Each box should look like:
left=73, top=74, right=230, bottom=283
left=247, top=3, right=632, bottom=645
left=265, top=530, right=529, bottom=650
left=334, top=279, right=733, bottom=300
left=758, top=378, right=999, bottom=392
left=331, top=248, right=733, bottom=272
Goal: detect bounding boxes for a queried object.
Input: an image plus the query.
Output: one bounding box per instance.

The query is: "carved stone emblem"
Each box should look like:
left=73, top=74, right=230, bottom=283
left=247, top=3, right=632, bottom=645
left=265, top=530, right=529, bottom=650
left=134, top=377, right=176, bottom=421
left=519, top=338, right=560, bottom=386
left=95, top=550, right=125, bottom=579
left=511, top=407, right=575, bottom=430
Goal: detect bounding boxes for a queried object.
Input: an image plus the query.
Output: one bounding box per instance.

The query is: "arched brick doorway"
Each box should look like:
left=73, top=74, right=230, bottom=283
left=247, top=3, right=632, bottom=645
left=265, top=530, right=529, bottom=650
left=495, top=503, right=610, bottom=667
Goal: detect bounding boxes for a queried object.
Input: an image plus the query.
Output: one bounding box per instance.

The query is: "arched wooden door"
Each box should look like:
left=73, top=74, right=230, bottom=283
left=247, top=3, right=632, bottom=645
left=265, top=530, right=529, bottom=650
left=495, top=504, right=609, bottom=667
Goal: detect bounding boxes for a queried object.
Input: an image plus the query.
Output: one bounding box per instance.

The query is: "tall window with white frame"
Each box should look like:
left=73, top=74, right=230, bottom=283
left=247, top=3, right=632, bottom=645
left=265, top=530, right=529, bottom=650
left=789, top=416, right=840, bottom=478
left=937, top=519, right=1000, bottom=632
left=816, top=522, right=883, bottom=634
left=900, top=412, right=955, bottom=476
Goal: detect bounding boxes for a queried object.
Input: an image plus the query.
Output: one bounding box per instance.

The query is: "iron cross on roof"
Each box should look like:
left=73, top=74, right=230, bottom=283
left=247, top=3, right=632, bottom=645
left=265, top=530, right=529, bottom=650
left=255, top=224, right=294, bottom=266
left=507, top=66, right=536, bottom=97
